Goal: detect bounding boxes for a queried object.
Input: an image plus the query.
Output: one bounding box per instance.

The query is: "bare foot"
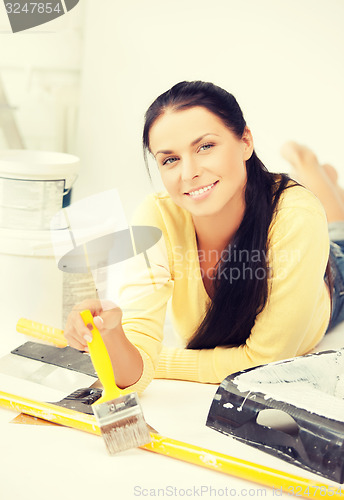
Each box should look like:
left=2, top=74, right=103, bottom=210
left=280, top=141, right=319, bottom=171
left=323, top=163, right=338, bottom=185
left=280, top=141, right=344, bottom=223
left=280, top=141, right=325, bottom=188
left=322, top=163, right=344, bottom=202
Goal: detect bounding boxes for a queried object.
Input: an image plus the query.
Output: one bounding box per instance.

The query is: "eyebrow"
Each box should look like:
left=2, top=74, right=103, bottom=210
left=154, top=133, right=219, bottom=158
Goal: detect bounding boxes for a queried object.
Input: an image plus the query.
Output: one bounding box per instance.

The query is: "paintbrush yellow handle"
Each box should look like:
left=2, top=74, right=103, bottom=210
left=16, top=314, right=129, bottom=402
left=80, top=310, right=127, bottom=403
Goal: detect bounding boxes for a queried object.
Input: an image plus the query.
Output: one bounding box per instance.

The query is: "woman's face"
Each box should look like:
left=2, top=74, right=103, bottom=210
left=149, top=106, right=253, bottom=218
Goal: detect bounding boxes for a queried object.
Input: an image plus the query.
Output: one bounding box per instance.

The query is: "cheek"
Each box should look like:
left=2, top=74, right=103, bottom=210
left=221, top=159, right=247, bottom=189
left=220, top=152, right=245, bottom=175
left=159, top=170, right=178, bottom=193
left=217, top=146, right=242, bottom=170
left=234, top=163, right=247, bottom=185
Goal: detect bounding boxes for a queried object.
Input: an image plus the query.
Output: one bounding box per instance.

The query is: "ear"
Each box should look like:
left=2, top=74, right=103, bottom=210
left=241, top=126, right=254, bottom=161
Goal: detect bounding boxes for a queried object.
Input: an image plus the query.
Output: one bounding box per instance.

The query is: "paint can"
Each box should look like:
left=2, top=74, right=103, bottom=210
left=0, top=149, right=79, bottom=230
left=0, top=150, right=80, bottom=348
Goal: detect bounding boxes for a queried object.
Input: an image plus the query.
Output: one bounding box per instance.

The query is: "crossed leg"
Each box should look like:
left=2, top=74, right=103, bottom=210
left=280, top=141, right=344, bottom=223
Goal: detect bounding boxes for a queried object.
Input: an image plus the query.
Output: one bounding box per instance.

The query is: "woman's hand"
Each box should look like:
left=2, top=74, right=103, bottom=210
left=65, top=298, right=143, bottom=388
left=64, top=299, right=123, bottom=351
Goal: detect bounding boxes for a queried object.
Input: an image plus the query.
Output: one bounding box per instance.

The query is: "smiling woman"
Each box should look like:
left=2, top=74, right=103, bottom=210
left=147, top=105, right=252, bottom=304
left=149, top=107, right=249, bottom=224
left=64, top=81, right=344, bottom=395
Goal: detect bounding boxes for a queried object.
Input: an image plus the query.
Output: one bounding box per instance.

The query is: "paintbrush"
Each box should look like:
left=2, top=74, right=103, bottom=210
left=80, top=309, right=151, bottom=454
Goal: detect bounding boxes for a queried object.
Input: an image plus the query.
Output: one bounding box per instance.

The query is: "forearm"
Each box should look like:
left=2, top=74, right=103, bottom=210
left=101, top=323, right=144, bottom=389
left=154, top=343, right=283, bottom=384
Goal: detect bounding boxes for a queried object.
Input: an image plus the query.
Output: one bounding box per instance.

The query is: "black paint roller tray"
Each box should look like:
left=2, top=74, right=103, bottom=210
left=206, top=349, right=344, bottom=483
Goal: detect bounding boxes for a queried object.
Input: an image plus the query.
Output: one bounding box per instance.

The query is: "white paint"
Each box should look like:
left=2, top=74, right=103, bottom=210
left=233, top=350, right=344, bottom=421
left=199, top=452, right=219, bottom=468
left=334, top=374, right=344, bottom=399
left=223, top=402, right=234, bottom=409
left=237, top=391, right=251, bottom=412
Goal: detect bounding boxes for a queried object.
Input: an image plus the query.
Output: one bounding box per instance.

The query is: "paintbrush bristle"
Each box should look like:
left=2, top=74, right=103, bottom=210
left=101, top=415, right=151, bottom=454
left=92, top=392, right=151, bottom=455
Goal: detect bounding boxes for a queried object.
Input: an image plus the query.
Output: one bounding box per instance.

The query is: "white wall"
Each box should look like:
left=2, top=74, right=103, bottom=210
left=75, top=0, right=344, bottom=219
left=0, top=3, right=85, bottom=333
left=0, top=2, right=84, bottom=152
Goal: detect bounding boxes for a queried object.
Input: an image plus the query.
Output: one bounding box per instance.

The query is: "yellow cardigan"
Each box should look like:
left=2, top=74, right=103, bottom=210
left=119, top=184, right=331, bottom=394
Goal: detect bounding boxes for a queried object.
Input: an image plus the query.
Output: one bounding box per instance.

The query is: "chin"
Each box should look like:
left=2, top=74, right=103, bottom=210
left=187, top=204, right=223, bottom=218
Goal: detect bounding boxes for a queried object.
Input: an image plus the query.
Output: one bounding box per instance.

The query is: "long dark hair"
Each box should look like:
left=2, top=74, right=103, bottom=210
left=143, top=81, right=333, bottom=349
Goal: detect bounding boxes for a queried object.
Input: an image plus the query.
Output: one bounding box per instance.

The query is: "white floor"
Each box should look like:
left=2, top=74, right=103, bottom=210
left=1, top=320, right=344, bottom=499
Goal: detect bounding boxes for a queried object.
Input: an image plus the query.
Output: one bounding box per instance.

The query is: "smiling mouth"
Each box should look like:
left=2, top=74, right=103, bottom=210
left=185, top=181, right=218, bottom=197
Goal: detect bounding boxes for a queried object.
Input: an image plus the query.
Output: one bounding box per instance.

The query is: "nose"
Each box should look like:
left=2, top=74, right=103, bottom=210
left=180, top=155, right=200, bottom=181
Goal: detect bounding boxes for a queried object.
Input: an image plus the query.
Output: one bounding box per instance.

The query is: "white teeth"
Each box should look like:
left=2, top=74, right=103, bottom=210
left=188, top=182, right=216, bottom=197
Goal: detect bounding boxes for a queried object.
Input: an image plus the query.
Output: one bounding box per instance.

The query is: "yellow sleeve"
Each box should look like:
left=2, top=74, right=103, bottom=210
left=117, top=195, right=174, bottom=395
left=155, top=202, right=330, bottom=384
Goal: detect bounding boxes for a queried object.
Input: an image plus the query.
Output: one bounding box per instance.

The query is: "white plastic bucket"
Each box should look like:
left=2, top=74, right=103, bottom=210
left=0, top=150, right=80, bottom=346
left=0, top=150, right=80, bottom=230
left=0, top=228, right=63, bottom=346
left=0, top=150, right=79, bottom=186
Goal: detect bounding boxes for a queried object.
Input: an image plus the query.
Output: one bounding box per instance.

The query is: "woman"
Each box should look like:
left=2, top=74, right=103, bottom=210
left=64, top=81, right=344, bottom=395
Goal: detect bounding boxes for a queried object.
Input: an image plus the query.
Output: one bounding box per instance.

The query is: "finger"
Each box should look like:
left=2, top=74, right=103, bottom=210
left=72, top=310, right=96, bottom=339
left=65, top=321, right=91, bottom=348
left=93, top=315, right=104, bottom=329
left=71, top=301, right=106, bottom=334
left=72, top=299, right=103, bottom=316
left=83, top=327, right=93, bottom=343
left=66, top=333, right=89, bottom=351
